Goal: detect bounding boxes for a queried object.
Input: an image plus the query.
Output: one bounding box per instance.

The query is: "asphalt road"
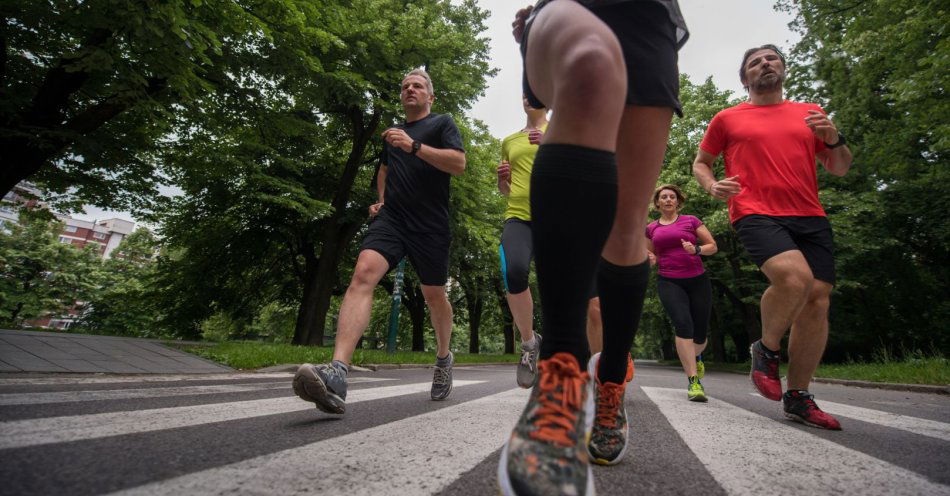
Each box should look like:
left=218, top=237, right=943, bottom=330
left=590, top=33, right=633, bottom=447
left=1, top=363, right=948, bottom=496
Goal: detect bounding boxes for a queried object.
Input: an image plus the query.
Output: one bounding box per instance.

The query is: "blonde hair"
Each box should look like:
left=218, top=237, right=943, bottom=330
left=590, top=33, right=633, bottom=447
left=404, top=68, right=434, bottom=95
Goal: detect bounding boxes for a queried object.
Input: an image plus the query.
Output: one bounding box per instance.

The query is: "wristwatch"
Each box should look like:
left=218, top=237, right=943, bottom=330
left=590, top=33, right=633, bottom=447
left=410, top=140, right=422, bottom=156
left=825, top=133, right=847, bottom=149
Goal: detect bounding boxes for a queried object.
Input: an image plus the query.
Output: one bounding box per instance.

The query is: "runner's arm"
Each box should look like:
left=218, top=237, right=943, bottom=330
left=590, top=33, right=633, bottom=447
left=376, top=164, right=387, bottom=203
left=416, top=145, right=466, bottom=176
left=817, top=146, right=852, bottom=177
left=695, top=224, right=718, bottom=256
left=692, top=149, right=720, bottom=194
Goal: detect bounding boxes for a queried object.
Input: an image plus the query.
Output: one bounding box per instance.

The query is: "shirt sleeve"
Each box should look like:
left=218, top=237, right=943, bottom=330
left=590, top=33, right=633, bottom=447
left=645, top=222, right=655, bottom=239
left=699, top=113, right=726, bottom=156
left=501, top=136, right=510, bottom=162
left=690, top=215, right=703, bottom=229
left=439, top=115, right=465, bottom=152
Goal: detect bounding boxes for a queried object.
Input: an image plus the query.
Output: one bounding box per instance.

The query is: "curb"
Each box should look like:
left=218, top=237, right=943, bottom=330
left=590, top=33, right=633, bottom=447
left=255, top=362, right=515, bottom=373
left=810, top=377, right=950, bottom=395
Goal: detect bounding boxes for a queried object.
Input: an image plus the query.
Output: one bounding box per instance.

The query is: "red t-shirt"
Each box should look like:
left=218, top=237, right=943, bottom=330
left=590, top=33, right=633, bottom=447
left=699, top=101, right=828, bottom=223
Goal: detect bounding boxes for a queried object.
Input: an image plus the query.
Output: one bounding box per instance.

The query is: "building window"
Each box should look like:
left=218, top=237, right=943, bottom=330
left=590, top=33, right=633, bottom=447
left=93, top=232, right=107, bottom=240
left=64, top=225, right=78, bottom=233
left=58, top=236, right=71, bottom=244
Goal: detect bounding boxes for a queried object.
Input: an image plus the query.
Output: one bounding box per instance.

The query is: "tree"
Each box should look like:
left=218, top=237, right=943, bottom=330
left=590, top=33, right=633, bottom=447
left=0, top=210, right=102, bottom=326
left=152, top=0, right=495, bottom=345
left=1, top=0, right=285, bottom=211
left=776, top=0, right=950, bottom=357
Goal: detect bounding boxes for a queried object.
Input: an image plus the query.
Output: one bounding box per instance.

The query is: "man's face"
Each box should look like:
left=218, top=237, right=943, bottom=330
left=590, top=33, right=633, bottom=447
left=401, top=75, right=433, bottom=111
left=743, top=49, right=785, bottom=92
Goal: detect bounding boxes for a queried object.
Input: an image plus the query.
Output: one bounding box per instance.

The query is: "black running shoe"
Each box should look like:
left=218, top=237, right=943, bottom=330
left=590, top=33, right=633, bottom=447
left=293, top=363, right=348, bottom=414
left=431, top=352, right=454, bottom=401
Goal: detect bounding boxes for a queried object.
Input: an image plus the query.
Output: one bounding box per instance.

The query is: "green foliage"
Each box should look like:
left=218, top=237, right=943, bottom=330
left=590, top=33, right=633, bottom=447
left=776, top=0, right=949, bottom=358
left=0, top=210, right=103, bottom=326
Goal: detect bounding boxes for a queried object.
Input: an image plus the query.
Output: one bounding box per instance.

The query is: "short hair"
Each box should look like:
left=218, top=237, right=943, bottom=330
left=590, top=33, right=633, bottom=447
left=739, top=44, right=786, bottom=87
left=652, top=184, right=687, bottom=210
left=404, top=68, right=434, bottom=95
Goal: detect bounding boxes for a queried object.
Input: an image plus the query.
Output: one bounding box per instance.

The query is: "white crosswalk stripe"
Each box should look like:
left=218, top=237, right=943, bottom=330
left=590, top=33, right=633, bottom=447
left=0, top=380, right=485, bottom=450
left=0, top=377, right=392, bottom=405
left=2, top=372, right=948, bottom=496
left=109, top=387, right=530, bottom=496
left=643, top=387, right=950, bottom=496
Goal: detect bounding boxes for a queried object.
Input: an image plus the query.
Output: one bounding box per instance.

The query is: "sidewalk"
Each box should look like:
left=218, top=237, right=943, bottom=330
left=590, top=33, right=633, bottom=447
left=0, top=329, right=232, bottom=374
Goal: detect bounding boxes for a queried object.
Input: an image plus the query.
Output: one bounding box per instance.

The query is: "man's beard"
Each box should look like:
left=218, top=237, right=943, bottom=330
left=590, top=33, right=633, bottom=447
left=751, top=71, right=784, bottom=92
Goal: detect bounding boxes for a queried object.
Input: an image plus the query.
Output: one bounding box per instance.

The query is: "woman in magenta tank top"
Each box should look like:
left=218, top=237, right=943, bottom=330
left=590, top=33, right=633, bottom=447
left=646, top=184, right=718, bottom=402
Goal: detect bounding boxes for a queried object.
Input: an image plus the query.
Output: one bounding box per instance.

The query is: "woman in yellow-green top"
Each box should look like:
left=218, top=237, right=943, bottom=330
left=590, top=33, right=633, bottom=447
left=498, top=97, right=602, bottom=389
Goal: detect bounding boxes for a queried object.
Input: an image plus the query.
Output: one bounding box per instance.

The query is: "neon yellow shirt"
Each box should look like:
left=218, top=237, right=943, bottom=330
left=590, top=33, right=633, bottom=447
left=500, top=124, right=546, bottom=221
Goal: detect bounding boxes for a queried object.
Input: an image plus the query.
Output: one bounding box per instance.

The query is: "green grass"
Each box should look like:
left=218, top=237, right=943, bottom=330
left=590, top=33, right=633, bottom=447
left=658, top=357, right=950, bottom=385
left=178, top=341, right=520, bottom=370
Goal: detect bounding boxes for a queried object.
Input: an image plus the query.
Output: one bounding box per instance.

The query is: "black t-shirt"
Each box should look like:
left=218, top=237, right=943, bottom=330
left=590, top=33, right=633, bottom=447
left=379, top=113, right=465, bottom=233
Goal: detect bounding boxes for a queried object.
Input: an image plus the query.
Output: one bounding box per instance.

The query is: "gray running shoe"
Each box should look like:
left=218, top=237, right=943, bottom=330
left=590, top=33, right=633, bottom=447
left=293, top=362, right=348, bottom=414
left=516, top=332, right=542, bottom=388
left=431, top=352, right=454, bottom=401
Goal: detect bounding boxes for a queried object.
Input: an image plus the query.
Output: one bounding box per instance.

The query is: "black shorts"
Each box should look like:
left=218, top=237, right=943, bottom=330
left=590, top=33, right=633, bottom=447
left=522, top=1, right=682, bottom=116
left=361, top=214, right=450, bottom=286
left=733, top=215, right=836, bottom=285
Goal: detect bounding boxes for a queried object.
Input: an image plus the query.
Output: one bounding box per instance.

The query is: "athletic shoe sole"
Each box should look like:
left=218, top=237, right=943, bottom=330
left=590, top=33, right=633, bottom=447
left=587, top=353, right=629, bottom=466
left=784, top=411, right=842, bottom=430
left=293, top=364, right=345, bottom=414
left=688, top=393, right=708, bottom=402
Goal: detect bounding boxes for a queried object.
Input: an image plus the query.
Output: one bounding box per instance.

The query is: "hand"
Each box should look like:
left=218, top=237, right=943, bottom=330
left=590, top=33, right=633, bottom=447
left=497, top=161, right=511, bottom=182
left=527, top=128, right=543, bottom=145
left=382, top=128, right=413, bottom=153
left=709, top=175, right=741, bottom=200
left=805, top=110, right=839, bottom=145
left=368, top=202, right=384, bottom=217
left=512, top=6, right=533, bottom=43
left=647, top=251, right=657, bottom=266
left=681, top=239, right=698, bottom=255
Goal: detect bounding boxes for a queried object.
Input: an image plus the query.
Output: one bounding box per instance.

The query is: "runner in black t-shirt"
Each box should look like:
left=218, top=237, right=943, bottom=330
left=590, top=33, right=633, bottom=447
left=292, top=69, right=466, bottom=414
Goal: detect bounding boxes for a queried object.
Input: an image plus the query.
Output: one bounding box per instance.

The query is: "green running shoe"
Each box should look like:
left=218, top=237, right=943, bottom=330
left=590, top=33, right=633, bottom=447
left=696, top=355, right=705, bottom=379
left=687, top=376, right=708, bottom=402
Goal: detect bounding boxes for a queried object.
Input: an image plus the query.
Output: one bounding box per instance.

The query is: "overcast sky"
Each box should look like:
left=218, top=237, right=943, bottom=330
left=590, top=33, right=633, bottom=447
left=77, top=0, right=800, bottom=224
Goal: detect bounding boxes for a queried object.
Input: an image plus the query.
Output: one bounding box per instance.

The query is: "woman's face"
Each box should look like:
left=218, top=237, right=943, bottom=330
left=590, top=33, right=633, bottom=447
left=656, top=189, right=679, bottom=212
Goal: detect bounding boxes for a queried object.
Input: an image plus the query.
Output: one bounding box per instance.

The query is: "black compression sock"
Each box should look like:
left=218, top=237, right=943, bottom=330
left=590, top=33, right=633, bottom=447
left=597, top=258, right=649, bottom=384
left=533, top=144, right=618, bottom=368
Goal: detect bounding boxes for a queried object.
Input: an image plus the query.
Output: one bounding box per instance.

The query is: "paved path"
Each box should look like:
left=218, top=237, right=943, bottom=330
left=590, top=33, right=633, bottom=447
left=0, top=329, right=231, bottom=374
left=1, top=364, right=947, bottom=496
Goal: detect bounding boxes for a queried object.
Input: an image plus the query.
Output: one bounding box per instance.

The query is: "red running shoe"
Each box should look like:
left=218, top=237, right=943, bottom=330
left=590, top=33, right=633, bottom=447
left=783, top=390, right=842, bottom=430
left=750, top=340, right=782, bottom=401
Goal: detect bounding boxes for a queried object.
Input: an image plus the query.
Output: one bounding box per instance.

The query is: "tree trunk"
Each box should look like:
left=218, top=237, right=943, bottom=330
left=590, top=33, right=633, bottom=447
left=302, top=220, right=361, bottom=346
left=291, top=247, right=319, bottom=345
left=402, top=278, right=427, bottom=352
left=467, top=289, right=483, bottom=354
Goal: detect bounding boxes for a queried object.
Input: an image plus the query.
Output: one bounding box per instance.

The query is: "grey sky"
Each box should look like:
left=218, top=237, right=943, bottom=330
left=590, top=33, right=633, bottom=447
left=77, top=0, right=800, bottom=224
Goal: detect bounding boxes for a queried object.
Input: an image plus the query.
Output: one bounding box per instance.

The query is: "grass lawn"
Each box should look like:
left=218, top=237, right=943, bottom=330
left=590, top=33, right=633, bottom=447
left=658, top=357, right=950, bottom=386
left=179, top=341, right=520, bottom=370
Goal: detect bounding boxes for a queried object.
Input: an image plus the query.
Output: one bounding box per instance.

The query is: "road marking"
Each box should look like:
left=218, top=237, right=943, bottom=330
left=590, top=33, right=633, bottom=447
left=0, top=372, right=298, bottom=385
left=814, top=400, right=950, bottom=442
left=744, top=392, right=950, bottom=442
left=643, top=387, right=949, bottom=496
left=0, top=377, right=393, bottom=405
left=110, top=387, right=529, bottom=496
left=0, top=380, right=485, bottom=450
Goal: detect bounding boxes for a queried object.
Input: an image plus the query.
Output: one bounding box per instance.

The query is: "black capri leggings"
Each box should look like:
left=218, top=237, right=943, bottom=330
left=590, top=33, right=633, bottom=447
left=499, top=218, right=532, bottom=294
left=657, top=273, right=711, bottom=343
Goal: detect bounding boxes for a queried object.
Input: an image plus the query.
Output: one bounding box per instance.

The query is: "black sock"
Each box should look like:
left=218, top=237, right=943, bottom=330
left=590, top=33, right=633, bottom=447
left=596, top=259, right=649, bottom=384
left=756, top=340, right=780, bottom=358
left=533, top=144, right=618, bottom=368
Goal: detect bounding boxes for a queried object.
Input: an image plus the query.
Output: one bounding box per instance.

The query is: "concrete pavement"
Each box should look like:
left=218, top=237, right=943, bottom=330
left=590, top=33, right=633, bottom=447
left=0, top=329, right=231, bottom=374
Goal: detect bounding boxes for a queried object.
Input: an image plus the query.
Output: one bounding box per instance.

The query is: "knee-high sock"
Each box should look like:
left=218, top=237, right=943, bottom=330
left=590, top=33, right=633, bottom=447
left=532, top=144, right=617, bottom=367
left=597, top=259, right=649, bottom=384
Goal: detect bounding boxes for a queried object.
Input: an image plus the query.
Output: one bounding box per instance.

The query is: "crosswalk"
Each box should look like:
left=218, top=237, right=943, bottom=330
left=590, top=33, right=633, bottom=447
left=1, top=368, right=948, bottom=496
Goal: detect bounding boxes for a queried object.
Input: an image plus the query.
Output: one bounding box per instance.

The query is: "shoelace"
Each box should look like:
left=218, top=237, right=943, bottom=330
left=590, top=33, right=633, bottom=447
left=594, top=381, right=625, bottom=429
left=433, top=366, right=450, bottom=386
left=528, top=354, right=587, bottom=447
left=519, top=349, right=534, bottom=369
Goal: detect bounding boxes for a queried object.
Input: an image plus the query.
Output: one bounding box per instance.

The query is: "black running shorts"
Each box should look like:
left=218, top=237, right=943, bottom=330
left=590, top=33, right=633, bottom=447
left=361, top=214, right=450, bottom=286
left=522, top=1, right=682, bottom=116
left=733, top=215, right=836, bottom=285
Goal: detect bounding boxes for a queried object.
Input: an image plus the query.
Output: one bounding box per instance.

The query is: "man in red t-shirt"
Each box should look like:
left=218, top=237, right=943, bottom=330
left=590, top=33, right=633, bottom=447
left=693, top=44, right=853, bottom=430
